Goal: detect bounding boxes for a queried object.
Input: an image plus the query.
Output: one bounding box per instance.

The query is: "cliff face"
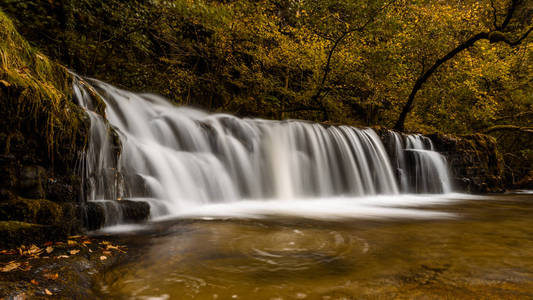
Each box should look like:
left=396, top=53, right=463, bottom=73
left=428, top=133, right=505, bottom=193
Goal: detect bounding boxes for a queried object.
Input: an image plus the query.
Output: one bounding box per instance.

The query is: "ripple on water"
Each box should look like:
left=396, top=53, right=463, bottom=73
left=204, top=227, right=369, bottom=274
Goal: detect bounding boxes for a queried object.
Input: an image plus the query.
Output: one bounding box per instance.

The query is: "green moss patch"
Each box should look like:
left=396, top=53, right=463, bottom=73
left=0, top=9, right=87, bottom=167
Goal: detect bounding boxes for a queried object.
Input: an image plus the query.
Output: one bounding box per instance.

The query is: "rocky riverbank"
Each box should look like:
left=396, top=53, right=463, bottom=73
left=0, top=235, right=126, bottom=299
left=429, top=133, right=505, bottom=193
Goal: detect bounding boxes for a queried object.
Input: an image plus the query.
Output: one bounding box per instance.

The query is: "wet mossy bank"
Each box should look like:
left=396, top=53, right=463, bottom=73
left=0, top=9, right=89, bottom=247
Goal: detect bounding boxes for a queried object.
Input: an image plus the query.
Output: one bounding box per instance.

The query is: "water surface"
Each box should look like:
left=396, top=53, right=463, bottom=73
left=95, top=193, right=533, bottom=299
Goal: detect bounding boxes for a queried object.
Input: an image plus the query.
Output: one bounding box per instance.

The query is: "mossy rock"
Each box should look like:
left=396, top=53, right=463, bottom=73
left=0, top=197, right=63, bottom=225
left=427, top=133, right=505, bottom=193
left=0, top=221, right=67, bottom=248
left=82, top=200, right=150, bottom=230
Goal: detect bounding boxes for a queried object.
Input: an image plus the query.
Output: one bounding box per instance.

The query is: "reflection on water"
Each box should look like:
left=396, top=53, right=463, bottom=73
left=95, top=193, right=533, bottom=299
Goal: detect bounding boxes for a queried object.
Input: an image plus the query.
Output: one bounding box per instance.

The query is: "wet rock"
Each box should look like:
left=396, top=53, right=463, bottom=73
left=82, top=200, right=150, bottom=230
left=83, top=202, right=106, bottom=231
left=514, top=171, right=533, bottom=190
left=0, top=155, right=17, bottom=192
left=18, top=165, right=47, bottom=199
left=428, top=133, right=504, bottom=193
left=46, top=176, right=79, bottom=203
left=120, top=200, right=150, bottom=223
left=0, top=198, right=64, bottom=225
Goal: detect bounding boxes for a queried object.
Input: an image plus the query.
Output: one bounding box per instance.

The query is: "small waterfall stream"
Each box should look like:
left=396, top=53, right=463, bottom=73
left=73, top=77, right=452, bottom=226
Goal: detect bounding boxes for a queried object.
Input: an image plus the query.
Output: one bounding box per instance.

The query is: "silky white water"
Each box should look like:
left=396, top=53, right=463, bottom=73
left=73, top=77, right=453, bottom=225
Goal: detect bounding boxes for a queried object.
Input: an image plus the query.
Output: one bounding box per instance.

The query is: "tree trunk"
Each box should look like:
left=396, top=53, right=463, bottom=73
left=393, top=33, right=489, bottom=131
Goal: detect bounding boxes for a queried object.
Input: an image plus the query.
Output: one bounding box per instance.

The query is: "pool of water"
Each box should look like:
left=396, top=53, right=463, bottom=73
left=93, top=193, right=533, bottom=299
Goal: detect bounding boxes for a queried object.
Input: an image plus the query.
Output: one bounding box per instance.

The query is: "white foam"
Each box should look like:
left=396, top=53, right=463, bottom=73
left=153, top=194, right=462, bottom=221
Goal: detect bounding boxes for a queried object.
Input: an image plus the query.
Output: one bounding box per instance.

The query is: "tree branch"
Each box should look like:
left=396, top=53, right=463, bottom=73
left=491, top=26, right=533, bottom=46
left=500, top=0, right=519, bottom=30
left=493, top=111, right=533, bottom=122
left=393, top=32, right=489, bottom=131
left=393, top=0, right=532, bottom=131
left=484, top=125, right=533, bottom=134
left=489, top=0, right=499, bottom=30
left=311, top=0, right=397, bottom=120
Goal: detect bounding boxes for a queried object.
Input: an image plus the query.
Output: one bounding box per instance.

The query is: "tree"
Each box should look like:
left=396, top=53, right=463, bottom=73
left=393, top=0, right=533, bottom=131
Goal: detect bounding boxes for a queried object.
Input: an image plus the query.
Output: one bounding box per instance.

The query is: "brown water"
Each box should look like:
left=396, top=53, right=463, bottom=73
left=94, top=193, right=533, bottom=299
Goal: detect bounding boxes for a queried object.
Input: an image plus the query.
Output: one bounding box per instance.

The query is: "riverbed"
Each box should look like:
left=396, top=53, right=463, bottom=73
left=93, top=193, right=533, bottom=299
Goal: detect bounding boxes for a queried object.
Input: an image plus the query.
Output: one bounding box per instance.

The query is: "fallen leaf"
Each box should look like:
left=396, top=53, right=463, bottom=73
left=82, top=240, right=92, bottom=245
left=28, top=245, right=42, bottom=255
left=69, top=250, right=80, bottom=255
left=30, top=279, right=39, bottom=285
left=0, top=261, right=21, bottom=272
left=102, top=251, right=112, bottom=256
left=44, top=288, right=53, bottom=296
left=68, top=235, right=81, bottom=239
left=99, top=256, right=107, bottom=261
left=20, top=263, right=32, bottom=271
left=0, top=80, right=10, bottom=87
left=45, top=246, right=54, bottom=254
left=44, top=241, right=53, bottom=246
left=67, top=240, right=77, bottom=246
left=43, top=273, right=59, bottom=280
left=56, top=255, right=69, bottom=259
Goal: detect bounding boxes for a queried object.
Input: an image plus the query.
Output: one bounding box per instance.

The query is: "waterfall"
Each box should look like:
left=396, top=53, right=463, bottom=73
left=73, top=77, right=452, bottom=225
left=387, top=132, right=452, bottom=194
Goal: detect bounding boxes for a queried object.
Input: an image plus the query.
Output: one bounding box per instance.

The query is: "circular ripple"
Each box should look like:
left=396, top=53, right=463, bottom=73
left=208, top=227, right=369, bottom=272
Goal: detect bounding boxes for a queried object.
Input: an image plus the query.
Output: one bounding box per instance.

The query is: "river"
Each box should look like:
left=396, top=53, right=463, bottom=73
left=93, top=192, right=533, bottom=299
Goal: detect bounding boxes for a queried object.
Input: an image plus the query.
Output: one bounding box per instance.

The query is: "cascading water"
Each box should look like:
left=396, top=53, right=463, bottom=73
left=73, top=77, right=452, bottom=226
left=387, top=132, right=452, bottom=194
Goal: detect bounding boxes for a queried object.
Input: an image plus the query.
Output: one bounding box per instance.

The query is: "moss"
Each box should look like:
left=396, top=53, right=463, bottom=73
left=0, top=9, right=87, bottom=167
left=0, top=221, right=50, bottom=248
left=0, top=197, right=63, bottom=225
left=0, top=220, right=36, bottom=230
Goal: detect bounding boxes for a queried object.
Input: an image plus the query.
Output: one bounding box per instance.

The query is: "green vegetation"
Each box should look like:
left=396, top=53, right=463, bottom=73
left=0, top=9, right=86, bottom=170
left=0, top=0, right=531, bottom=184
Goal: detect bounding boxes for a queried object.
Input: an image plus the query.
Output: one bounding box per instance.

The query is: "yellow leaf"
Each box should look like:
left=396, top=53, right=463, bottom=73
left=99, top=256, right=107, bottom=261
left=69, top=250, right=80, bottom=255
left=44, top=273, right=59, bottom=280
left=45, top=288, right=53, bottom=295
left=45, top=246, right=54, bottom=254
left=0, top=261, right=21, bottom=272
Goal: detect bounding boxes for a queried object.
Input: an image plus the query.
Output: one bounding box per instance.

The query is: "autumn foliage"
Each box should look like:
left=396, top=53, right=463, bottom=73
left=0, top=0, right=531, bottom=182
